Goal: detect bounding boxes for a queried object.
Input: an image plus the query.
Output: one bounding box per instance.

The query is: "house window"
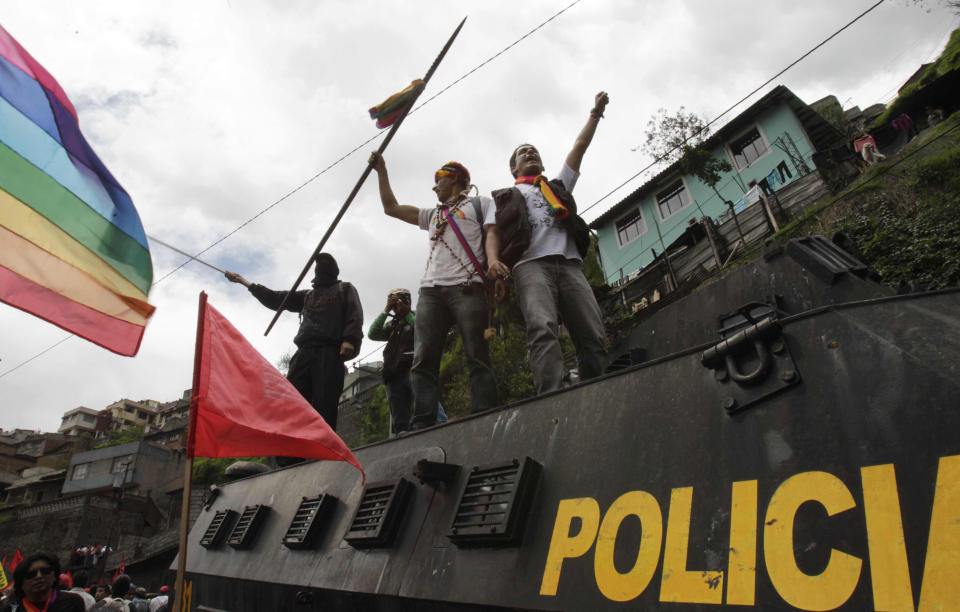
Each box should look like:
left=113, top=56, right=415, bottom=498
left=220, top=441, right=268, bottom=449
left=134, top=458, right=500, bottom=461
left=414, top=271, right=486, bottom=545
left=72, top=463, right=89, bottom=480
left=616, top=208, right=646, bottom=246
left=729, top=127, right=769, bottom=169
left=112, top=456, right=134, bottom=474
left=656, top=181, right=690, bottom=218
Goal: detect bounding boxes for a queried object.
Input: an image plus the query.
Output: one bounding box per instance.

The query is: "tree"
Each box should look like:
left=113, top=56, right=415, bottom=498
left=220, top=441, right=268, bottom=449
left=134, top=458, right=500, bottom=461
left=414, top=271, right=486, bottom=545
left=358, top=385, right=390, bottom=445
left=94, top=425, right=145, bottom=448
left=643, top=108, right=746, bottom=246
left=276, top=350, right=294, bottom=375
left=193, top=456, right=267, bottom=485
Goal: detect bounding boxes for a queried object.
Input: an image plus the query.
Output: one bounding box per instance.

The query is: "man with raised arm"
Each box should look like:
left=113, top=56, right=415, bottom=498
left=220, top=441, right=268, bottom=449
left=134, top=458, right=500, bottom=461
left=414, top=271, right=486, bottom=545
left=223, top=253, right=363, bottom=431
left=492, top=91, right=610, bottom=394
left=369, top=152, right=507, bottom=429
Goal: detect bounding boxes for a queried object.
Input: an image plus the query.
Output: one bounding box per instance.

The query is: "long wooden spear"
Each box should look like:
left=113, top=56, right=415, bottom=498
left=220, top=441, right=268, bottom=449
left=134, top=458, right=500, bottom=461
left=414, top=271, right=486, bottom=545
left=265, top=16, right=467, bottom=336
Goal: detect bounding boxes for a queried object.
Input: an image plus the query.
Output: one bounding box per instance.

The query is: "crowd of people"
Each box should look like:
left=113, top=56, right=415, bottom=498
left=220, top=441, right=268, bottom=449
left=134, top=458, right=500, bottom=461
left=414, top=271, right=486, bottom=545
left=225, top=91, right=612, bottom=437
left=0, top=553, right=170, bottom=611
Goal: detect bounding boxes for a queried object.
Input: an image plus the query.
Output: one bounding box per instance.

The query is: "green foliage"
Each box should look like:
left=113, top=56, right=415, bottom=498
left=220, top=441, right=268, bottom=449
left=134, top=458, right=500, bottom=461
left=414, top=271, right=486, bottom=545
left=192, top=457, right=267, bottom=485
left=643, top=107, right=734, bottom=205
left=358, top=385, right=390, bottom=445
left=788, top=125, right=960, bottom=291
left=835, top=194, right=960, bottom=289
left=94, top=425, right=145, bottom=448
left=582, top=235, right=606, bottom=287
left=912, top=147, right=960, bottom=193
left=439, top=295, right=537, bottom=418
left=873, top=27, right=960, bottom=128
left=642, top=107, right=709, bottom=164
left=678, top=145, right=733, bottom=189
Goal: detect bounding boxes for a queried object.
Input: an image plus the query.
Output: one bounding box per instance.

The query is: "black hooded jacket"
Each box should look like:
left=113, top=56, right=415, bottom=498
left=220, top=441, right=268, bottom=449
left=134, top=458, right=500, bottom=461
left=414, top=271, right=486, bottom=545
left=248, top=281, right=363, bottom=355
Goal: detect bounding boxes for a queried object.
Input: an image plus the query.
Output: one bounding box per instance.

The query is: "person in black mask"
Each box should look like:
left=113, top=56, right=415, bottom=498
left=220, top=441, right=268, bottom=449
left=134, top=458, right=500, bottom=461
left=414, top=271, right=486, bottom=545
left=224, top=253, right=363, bottom=430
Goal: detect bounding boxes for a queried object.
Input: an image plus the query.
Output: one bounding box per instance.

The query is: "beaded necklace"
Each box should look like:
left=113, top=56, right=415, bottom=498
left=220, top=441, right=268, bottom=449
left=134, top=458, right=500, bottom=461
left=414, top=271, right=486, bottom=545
left=423, top=195, right=476, bottom=280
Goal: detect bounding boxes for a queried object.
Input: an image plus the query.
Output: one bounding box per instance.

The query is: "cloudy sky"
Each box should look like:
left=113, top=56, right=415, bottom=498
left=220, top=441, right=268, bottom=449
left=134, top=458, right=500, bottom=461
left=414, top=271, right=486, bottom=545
left=1, top=0, right=956, bottom=432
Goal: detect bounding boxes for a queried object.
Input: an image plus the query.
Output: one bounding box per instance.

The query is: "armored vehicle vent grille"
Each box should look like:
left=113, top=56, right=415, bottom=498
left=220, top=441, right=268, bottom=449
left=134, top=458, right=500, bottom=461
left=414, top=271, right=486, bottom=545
left=448, top=457, right=541, bottom=547
left=786, top=236, right=867, bottom=283
left=283, top=494, right=335, bottom=549
left=227, top=504, right=271, bottom=550
left=344, top=478, right=412, bottom=548
left=199, top=509, right=237, bottom=549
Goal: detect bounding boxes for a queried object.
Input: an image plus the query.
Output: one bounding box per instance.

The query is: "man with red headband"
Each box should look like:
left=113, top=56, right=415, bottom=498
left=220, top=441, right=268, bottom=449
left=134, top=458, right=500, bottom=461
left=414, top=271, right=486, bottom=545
left=492, top=91, right=610, bottom=394
left=369, top=152, right=507, bottom=429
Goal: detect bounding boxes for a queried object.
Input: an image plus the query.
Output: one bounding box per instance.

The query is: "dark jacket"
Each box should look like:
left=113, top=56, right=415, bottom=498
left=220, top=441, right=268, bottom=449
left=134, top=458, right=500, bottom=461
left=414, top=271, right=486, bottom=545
left=248, top=281, right=363, bottom=356
left=491, top=179, right=590, bottom=267
left=2, top=591, right=85, bottom=612
left=367, top=311, right=415, bottom=380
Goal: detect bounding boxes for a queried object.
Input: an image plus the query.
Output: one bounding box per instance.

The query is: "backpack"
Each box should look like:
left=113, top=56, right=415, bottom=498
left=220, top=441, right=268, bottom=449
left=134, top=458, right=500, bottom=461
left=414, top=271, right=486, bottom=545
left=469, top=196, right=486, bottom=266
left=130, top=599, right=150, bottom=612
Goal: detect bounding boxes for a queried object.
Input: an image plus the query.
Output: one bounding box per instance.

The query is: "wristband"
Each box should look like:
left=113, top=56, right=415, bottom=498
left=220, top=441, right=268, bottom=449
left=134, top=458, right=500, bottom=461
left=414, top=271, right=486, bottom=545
left=590, top=107, right=604, bottom=119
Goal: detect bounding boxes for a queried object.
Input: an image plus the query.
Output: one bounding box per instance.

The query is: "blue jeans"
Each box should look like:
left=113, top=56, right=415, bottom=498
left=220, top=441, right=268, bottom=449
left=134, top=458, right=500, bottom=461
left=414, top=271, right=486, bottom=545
left=513, top=256, right=607, bottom=393
left=410, top=284, right=498, bottom=428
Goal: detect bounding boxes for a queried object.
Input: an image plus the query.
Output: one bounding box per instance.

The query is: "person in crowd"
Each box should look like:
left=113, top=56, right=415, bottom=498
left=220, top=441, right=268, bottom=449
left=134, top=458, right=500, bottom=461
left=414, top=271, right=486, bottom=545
left=491, top=91, right=610, bottom=394
left=369, top=152, right=507, bottom=429
left=225, top=253, right=363, bottom=431
left=926, top=106, right=945, bottom=128
left=91, top=585, right=109, bottom=605
left=96, top=574, right=130, bottom=611
left=127, top=588, right=148, bottom=612
left=147, top=587, right=168, bottom=612
left=861, top=141, right=886, bottom=165
left=2, top=552, right=84, bottom=611
left=66, top=570, right=95, bottom=611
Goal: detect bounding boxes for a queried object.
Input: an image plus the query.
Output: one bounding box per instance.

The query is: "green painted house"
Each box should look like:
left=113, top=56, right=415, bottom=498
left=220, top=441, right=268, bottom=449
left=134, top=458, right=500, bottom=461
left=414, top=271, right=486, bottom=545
left=590, top=85, right=840, bottom=285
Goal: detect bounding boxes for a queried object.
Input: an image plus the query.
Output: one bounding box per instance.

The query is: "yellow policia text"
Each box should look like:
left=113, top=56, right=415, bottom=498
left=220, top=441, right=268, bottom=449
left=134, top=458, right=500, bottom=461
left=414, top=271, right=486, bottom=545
left=539, top=454, right=960, bottom=611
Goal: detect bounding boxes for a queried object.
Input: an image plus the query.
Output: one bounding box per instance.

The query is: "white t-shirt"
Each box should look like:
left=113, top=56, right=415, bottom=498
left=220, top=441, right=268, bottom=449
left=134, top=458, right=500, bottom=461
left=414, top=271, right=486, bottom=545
left=69, top=587, right=97, bottom=610
left=417, top=195, right=496, bottom=287
left=514, top=163, right=580, bottom=268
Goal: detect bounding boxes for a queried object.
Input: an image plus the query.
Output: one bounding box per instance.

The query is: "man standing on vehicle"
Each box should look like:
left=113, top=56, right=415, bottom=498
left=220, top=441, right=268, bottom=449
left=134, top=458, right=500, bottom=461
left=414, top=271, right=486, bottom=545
left=369, top=152, right=508, bottom=429
left=224, top=253, right=363, bottom=431
left=367, top=288, right=416, bottom=434
left=492, top=91, right=610, bottom=394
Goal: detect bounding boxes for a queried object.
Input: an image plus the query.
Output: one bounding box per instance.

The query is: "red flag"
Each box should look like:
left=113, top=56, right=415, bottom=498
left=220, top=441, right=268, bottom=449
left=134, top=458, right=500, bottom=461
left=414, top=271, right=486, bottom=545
left=187, top=294, right=363, bottom=479
left=8, top=550, right=22, bottom=572
left=112, top=553, right=125, bottom=581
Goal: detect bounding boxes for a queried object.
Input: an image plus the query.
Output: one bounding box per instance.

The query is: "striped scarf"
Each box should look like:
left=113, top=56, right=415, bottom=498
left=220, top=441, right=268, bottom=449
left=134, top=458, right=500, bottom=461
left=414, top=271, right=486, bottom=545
left=515, top=175, right=568, bottom=221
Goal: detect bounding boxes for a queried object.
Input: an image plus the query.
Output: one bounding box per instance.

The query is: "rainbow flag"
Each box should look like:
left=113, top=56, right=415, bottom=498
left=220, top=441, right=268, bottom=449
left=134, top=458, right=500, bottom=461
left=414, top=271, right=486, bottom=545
left=0, top=24, right=154, bottom=356
left=368, top=79, right=424, bottom=129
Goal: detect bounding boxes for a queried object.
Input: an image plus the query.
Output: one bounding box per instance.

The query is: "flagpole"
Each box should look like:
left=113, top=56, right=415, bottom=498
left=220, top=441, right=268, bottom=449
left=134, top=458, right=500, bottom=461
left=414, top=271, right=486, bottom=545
left=148, top=236, right=226, bottom=274
left=264, top=16, right=468, bottom=336
left=173, top=292, right=207, bottom=612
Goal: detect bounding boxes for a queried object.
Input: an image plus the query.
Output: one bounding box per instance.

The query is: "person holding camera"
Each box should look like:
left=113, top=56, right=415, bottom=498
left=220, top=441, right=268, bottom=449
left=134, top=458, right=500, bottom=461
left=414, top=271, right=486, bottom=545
left=367, top=289, right=416, bottom=434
